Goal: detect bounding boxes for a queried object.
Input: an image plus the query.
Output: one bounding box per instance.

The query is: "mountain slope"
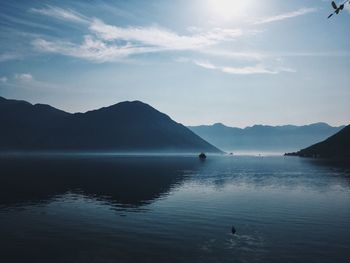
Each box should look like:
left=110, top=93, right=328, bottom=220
left=0, top=97, right=221, bottom=153
left=188, top=122, right=344, bottom=152
left=288, top=125, right=350, bottom=159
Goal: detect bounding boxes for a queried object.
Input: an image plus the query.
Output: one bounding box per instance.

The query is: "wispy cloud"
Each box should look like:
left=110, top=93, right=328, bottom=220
left=0, top=53, right=23, bottom=62
left=192, top=60, right=295, bottom=75
left=1, top=73, right=76, bottom=93
left=200, top=50, right=267, bottom=61
left=201, top=49, right=350, bottom=60
left=271, top=51, right=350, bottom=57
left=254, top=7, right=317, bottom=25
left=33, top=36, right=160, bottom=63
left=29, top=6, right=244, bottom=62
left=28, top=5, right=319, bottom=65
left=14, top=73, right=33, bottom=82
left=345, top=3, right=350, bottom=13
left=0, top=13, right=56, bottom=31
left=30, top=5, right=89, bottom=24
left=221, top=65, right=294, bottom=75
left=90, top=19, right=243, bottom=50
left=193, top=60, right=217, bottom=70
left=22, top=4, right=320, bottom=70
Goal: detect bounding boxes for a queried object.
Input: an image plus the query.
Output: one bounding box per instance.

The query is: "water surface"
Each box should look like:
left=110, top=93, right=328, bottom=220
left=0, top=155, right=350, bottom=263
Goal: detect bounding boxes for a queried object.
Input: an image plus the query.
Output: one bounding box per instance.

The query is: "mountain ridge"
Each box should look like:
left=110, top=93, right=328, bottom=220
left=286, top=125, right=350, bottom=159
left=188, top=122, right=345, bottom=152
left=0, top=96, right=221, bottom=153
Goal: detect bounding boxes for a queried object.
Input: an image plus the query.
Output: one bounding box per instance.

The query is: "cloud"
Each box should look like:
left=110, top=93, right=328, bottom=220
left=28, top=4, right=313, bottom=70
left=2, top=73, right=75, bottom=92
left=345, top=3, right=350, bottom=13
left=202, top=50, right=350, bottom=60
left=193, top=60, right=217, bottom=70
left=30, top=6, right=244, bottom=62
left=221, top=66, right=277, bottom=75
left=254, top=7, right=317, bottom=25
left=270, top=51, right=350, bottom=57
left=30, top=5, right=89, bottom=24
left=192, top=60, right=295, bottom=75
left=200, top=50, right=266, bottom=61
left=0, top=53, right=23, bottom=62
left=14, top=73, right=33, bottom=82
left=90, top=19, right=243, bottom=50
left=0, top=13, right=56, bottom=31
left=33, top=36, right=161, bottom=63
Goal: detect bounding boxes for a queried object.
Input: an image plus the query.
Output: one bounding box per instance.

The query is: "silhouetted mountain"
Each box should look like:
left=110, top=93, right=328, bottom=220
left=188, top=122, right=344, bottom=152
left=286, top=125, right=350, bottom=159
left=0, top=96, right=221, bottom=152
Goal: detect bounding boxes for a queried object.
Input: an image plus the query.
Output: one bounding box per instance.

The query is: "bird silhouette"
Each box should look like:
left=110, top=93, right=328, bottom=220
left=328, top=1, right=350, bottom=19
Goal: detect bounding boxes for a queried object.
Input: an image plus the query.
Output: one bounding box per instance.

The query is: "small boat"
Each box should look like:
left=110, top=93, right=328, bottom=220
left=198, top=152, right=207, bottom=159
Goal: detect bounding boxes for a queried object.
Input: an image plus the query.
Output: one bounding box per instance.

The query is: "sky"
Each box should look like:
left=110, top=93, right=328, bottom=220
left=0, top=0, right=349, bottom=128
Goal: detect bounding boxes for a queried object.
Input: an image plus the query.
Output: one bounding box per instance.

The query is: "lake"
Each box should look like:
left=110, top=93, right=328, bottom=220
left=0, top=154, right=350, bottom=263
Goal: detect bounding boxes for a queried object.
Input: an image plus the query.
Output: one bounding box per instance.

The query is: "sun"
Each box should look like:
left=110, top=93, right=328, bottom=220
left=204, top=0, right=257, bottom=22
left=206, top=0, right=251, bottom=19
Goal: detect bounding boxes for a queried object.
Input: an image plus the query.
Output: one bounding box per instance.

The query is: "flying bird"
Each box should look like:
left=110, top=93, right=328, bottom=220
left=328, top=1, right=349, bottom=18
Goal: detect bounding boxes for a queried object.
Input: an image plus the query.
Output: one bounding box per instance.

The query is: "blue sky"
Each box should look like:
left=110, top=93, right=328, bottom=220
left=0, top=0, right=349, bottom=127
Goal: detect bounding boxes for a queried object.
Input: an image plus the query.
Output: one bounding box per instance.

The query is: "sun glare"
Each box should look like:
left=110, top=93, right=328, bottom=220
left=205, top=0, right=253, bottom=21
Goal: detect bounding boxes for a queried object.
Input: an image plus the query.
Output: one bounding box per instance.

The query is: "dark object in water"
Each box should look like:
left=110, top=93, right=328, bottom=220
left=199, top=153, right=207, bottom=159
left=231, top=226, right=236, bottom=235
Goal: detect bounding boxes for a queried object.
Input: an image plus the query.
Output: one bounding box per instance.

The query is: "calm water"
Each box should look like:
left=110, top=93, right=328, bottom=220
left=0, top=154, right=350, bottom=263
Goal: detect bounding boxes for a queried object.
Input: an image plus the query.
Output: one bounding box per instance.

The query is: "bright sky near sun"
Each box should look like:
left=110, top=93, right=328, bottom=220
left=0, top=0, right=349, bottom=127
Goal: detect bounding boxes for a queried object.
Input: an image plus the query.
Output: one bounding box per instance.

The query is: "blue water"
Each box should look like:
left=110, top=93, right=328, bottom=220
left=0, top=155, right=350, bottom=263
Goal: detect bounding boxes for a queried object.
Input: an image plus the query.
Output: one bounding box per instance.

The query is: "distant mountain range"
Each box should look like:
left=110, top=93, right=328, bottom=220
left=188, top=122, right=344, bottom=152
left=286, top=125, right=350, bottom=159
left=0, top=97, right=221, bottom=153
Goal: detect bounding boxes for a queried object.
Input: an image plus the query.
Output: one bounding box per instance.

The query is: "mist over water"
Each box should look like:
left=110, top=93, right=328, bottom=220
left=1, top=154, right=350, bottom=263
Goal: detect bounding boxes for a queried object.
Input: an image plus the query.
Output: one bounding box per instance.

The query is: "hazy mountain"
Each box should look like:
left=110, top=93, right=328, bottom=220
left=286, top=125, right=350, bottom=159
left=0, top=97, right=221, bottom=153
left=188, top=122, right=344, bottom=152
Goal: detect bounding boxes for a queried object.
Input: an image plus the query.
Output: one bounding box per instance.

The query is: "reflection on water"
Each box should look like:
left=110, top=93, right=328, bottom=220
left=0, top=155, right=350, bottom=263
left=0, top=155, right=198, bottom=209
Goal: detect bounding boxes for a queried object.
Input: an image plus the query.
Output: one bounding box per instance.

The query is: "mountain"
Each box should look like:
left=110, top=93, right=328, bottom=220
left=286, top=125, right=350, bottom=159
left=0, top=96, right=221, bottom=153
left=188, top=122, right=344, bottom=152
